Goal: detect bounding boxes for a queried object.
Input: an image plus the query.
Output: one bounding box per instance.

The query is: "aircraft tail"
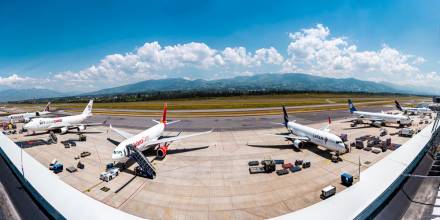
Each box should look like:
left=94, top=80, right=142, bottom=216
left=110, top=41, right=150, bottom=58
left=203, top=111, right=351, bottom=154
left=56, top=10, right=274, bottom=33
left=395, top=100, right=403, bottom=111
left=43, top=102, right=51, bottom=112
left=160, top=103, right=167, bottom=125
left=82, top=100, right=93, bottom=116
left=348, top=99, right=357, bottom=113
left=282, top=106, right=289, bottom=127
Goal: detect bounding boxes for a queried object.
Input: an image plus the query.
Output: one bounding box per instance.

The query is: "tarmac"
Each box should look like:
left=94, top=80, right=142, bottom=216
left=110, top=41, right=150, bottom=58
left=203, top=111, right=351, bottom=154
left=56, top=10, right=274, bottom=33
left=5, top=112, right=431, bottom=220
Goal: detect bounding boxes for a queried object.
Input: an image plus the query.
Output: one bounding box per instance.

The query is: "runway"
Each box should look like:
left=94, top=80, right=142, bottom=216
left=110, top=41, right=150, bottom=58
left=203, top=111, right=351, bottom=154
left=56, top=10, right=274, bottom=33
left=85, top=106, right=393, bottom=131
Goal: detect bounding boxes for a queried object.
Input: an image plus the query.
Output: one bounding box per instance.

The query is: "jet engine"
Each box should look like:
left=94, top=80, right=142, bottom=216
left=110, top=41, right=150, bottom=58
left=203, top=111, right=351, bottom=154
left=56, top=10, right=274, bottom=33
left=293, top=139, right=304, bottom=149
left=156, top=145, right=168, bottom=159
left=77, top=125, right=86, bottom=132
left=60, top=127, right=68, bottom=134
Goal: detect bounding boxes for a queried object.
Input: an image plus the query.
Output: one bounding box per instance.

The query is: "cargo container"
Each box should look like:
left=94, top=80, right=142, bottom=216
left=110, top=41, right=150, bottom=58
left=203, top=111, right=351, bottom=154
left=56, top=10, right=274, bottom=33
left=341, top=173, right=353, bottom=186
left=274, top=160, right=284, bottom=165
left=282, top=163, right=293, bottom=169
left=248, top=161, right=259, bottom=166
left=355, top=140, right=364, bottom=149
left=276, top=169, right=289, bottom=176
left=339, top=134, right=348, bottom=142
left=289, top=166, right=301, bottom=173
left=249, top=167, right=265, bottom=174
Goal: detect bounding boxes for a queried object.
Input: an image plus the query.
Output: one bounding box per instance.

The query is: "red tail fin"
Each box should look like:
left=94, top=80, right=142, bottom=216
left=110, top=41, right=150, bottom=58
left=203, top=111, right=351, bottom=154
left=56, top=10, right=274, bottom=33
left=161, top=103, right=167, bottom=124
left=328, top=116, right=331, bottom=124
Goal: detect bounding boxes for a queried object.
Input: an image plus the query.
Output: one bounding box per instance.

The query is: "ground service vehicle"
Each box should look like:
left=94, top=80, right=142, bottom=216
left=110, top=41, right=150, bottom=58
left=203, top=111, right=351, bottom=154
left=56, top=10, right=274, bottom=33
left=100, top=167, right=119, bottom=182
left=321, top=185, right=336, bottom=199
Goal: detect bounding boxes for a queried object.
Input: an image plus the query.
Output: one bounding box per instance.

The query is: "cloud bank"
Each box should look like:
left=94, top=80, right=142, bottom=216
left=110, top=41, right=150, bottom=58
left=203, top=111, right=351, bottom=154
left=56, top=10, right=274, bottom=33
left=3, top=24, right=438, bottom=92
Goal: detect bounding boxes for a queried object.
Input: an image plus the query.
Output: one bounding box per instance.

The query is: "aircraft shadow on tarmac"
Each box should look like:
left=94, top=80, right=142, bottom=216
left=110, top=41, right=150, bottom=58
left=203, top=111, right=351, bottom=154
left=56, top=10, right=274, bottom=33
left=15, top=139, right=50, bottom=148
left=247, top=143, right=333, bottom=160
left=24, top=130, right=102, bottom=137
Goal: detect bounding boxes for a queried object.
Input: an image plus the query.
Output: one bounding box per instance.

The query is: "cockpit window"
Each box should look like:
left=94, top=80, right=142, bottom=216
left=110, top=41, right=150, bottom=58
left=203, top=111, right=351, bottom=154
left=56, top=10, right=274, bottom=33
left=336, top=141, right=342, bottom=144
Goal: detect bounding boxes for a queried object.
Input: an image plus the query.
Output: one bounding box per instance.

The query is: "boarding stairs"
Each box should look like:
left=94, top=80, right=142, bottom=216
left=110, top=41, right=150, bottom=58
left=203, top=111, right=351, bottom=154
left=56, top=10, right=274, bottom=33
left=126, top=144, right=156, bottom=178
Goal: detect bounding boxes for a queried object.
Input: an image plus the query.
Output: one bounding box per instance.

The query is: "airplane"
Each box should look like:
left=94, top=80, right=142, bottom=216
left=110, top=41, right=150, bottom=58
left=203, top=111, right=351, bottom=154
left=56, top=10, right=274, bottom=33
left=110, top=103, right=212, bottom=162
left=348, top=99, right=412, bottom=127
left=395, top=100, right=432, bottom=115
left=5, top=102, right=52, bottom=123
left=267, top=106, right=347, bottom=155
left=23, top=100, right=101, bottom=134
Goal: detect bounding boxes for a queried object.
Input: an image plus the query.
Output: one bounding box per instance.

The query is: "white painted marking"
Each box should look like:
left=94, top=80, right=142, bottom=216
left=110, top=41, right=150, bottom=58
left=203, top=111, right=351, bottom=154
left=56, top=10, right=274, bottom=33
left=433, top=207, right=440, bottom=216
left=436, top=199, right=440, bottom=206
left=437, top=191, right=440, bottom=198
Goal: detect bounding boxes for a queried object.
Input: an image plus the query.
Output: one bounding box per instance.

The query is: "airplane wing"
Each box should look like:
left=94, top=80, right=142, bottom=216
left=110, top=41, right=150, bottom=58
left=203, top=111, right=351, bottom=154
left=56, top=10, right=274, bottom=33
left=320, top=124, right=331, bottom=132
left=355, top=116, right=385, bottom=122
left=265, top=134, right=310, bottom=142
left=144, top=130, right=212, bottom=146
left=109, top=124, right=134, bottom=139
left=364, top=118, right=385, bottom=122
left=48, top=122, right=106, bottom=131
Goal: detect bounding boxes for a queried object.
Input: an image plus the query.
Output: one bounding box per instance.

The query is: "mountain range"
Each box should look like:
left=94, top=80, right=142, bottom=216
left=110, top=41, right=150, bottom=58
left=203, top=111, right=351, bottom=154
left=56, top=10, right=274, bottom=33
left=1, top=73, right=433, bottom=102
left=0, top=88, right=67, bottom=102
left=85, top=73, right=408, bottom=96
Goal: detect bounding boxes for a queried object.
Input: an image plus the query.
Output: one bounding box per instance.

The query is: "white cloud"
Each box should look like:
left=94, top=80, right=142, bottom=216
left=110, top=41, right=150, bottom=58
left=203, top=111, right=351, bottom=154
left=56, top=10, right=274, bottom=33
left=4, top=24, right=437, bottom=93
left=53, top=42, right=283, bottom=90
left=0, top=74, right=29, bottom=86
left=282, top=24, right=424, bottom=82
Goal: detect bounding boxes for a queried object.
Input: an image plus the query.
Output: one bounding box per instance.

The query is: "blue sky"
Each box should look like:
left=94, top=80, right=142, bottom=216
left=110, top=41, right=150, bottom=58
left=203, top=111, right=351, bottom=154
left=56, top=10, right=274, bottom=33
left=0, top=0, right=439, bottom=92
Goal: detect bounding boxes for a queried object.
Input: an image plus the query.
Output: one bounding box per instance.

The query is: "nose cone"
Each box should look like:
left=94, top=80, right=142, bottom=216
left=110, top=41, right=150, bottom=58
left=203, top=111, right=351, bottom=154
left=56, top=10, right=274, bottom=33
left=23, top=123, right=30, bottom=130
left=111, top=153, right=120, bottom=160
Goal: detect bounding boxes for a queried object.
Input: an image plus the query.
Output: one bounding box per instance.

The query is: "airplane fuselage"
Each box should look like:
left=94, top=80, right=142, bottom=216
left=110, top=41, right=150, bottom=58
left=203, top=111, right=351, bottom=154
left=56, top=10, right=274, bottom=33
left=112, top=123, right=165, bottom=161
left=353, top=110, right=411, bottom=125
left=402, top=107, right=431, bottom=115
left=7, top=111, right=50, bottom=123
left=287, top=122, right=346, bottom=154
left=24, top=114, right=89, bottom=131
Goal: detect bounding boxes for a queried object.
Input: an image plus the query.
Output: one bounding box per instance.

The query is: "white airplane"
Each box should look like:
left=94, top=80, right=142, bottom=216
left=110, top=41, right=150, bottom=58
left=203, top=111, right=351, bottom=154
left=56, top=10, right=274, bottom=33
left=395, top=100, right=432, bottom=115
left=6, top=102, right=51, bottom=123
left=110, top=103, right=212, bottom=162
left=23, top=100, right=100, bottom=133
left=268, top=106, right=347, bottom=155
left=348, top=99, right=412, bottom=127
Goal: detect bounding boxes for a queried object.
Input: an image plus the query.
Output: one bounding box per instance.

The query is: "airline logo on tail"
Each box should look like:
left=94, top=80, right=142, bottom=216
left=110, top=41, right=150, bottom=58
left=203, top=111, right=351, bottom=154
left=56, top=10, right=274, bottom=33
left=348, top=99, right=357, bottom=113
left=282, top=106, right=289, bottom=127
left=395, top=100, right=403, bottom=111
left=160, top=103, right=167, bottom=125
left=82, top=100, right=93, bottom=116
left=43, top=102, right=51, bottom=112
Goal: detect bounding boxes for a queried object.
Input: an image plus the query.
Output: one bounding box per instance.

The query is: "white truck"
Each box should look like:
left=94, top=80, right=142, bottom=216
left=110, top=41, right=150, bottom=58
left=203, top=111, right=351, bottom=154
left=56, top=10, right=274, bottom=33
left=399, top=128, right=414, bottom=137
left=99, top=167, right=120, bottom=182
left=320, top=185, right=336, bottom=199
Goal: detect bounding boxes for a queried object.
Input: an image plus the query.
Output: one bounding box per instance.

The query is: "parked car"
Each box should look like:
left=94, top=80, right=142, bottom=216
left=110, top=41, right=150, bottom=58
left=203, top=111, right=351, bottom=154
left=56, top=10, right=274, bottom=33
left=100, top=167, right=119, bottom=182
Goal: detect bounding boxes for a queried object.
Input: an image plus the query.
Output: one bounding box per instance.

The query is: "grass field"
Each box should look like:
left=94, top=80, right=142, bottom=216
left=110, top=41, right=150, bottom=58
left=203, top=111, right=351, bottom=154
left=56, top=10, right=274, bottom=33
left=16, top=93, right=427, bottom=111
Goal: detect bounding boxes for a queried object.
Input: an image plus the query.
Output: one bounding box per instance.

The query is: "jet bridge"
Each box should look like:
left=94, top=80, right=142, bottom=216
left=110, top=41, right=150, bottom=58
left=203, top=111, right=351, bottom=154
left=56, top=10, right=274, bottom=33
left=126, top=144, right=156, bottom=178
